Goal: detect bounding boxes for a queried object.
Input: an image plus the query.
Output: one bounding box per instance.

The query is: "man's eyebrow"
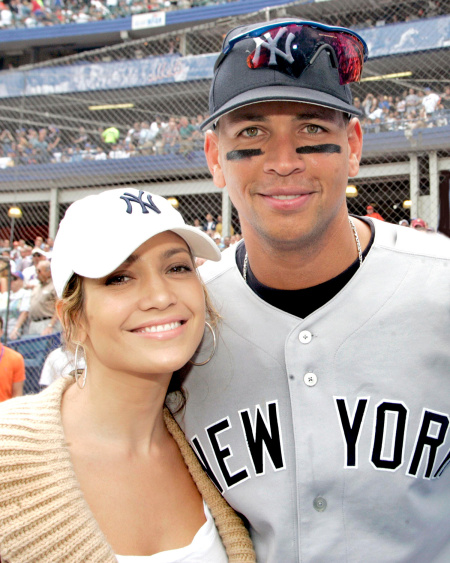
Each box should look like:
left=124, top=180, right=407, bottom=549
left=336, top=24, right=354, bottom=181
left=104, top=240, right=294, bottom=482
left=226, top=112, right=269, bottom=125
left=294, top=110, right=337, bottom=122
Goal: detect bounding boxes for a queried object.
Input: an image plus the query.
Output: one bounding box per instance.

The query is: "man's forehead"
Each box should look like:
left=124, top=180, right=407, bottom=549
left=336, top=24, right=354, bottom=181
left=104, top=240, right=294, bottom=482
left=219, top=101, right=343, bottom=126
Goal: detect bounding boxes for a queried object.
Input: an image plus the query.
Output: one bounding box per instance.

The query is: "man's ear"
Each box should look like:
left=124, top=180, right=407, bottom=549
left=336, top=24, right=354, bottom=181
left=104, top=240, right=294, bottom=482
left=347, top=117, right=363, bottom=178
left=204, top=130, right=226, bottom=189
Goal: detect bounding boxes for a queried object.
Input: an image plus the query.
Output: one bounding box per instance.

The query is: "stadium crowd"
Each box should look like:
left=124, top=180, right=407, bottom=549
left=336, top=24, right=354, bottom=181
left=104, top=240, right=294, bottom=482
left=0, top=0, right=221, bottom=29
left=0, top=86, right=449, bottom=169
left=0, top=0, right=446, bottom=30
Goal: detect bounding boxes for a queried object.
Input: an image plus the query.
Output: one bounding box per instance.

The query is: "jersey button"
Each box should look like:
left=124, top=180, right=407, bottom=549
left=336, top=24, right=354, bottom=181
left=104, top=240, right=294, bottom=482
left=299, top=330, right=312, bottom=344
left=313, top=496, right=327, bottom=512
left=303, top=372, right=317, bottom=387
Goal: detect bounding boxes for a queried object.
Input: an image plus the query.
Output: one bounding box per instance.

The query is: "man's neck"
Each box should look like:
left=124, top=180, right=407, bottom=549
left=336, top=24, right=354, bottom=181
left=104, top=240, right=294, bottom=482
left=243, top=217, right=372, bottom=290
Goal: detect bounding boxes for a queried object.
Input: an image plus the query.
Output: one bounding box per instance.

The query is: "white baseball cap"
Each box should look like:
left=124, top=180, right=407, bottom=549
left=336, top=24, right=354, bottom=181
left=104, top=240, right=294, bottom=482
left=51, top=188, right=221, bottom=297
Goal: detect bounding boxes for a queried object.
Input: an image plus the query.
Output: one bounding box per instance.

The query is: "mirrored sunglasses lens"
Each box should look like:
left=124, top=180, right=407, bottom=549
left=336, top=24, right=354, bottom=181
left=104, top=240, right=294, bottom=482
left=329, top=34, right=364, bottom=85
left=245, top=24, right=363, bottom=85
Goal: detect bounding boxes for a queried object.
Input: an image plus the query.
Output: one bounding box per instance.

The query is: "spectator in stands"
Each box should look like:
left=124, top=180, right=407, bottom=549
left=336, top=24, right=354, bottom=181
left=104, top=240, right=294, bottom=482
left=422, top=87, right=441, bottom=120
left=160, top=117, right=180, bottom=154
left=72, top=126, right=89, bottom=148
left=47, top=124, right=61, bottom=153
left=100, top=125, right=120, bottom=148
left=125, top=121, right=141, bottom=146
left=0, top=272, right=31, bottom=340
left=399, top=219, right=409, bottom=227
left=365, top=205, right=385, bottom=221
left=28, top=260, right=59, bottom=336
left=203, top=212, right=216, bottom=232
left=405, top=88, right=421, bottom=116
left=0, top=130, right=14, bottom=155
left=362, top=93, right=377, bottom=117
left=178, top=115, right=196, bottom=156
left=0, top=316, right=25, bottom=402
left=192, top=217, right=203, bottom=230
left=23, top=247, right=47, bottom=289
left=189, top=116, right=204, bottom=149
left=442, top=86, right=450, bottom=110
left=0, top=2, right=12, bottom=27
left=109, top=140, right=131, bottom=159
left=137, top=121, right=157, bottom=155
left=411, top=218, right=427, bottom=230
left=396, top=92, right=407, bottom=116
left=20, top=245, right=33, bottom=271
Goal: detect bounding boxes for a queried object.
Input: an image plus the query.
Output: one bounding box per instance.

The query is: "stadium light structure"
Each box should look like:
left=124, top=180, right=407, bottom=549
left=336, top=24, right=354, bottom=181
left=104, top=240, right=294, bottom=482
left=361, top=71, right=412, bottom=82
left=167, top=197, right=179, bottom=208
left=88, top=103, right=135, bottom=111
left=346, top=185, right=358, bottom=198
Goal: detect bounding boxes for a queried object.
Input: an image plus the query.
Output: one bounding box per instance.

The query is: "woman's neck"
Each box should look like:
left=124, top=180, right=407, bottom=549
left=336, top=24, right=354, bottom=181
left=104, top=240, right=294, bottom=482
left=61, top=367, right=173, bottom=456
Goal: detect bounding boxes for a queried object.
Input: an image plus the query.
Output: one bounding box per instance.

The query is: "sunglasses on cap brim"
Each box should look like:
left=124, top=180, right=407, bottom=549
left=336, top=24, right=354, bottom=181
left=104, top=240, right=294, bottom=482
left=215, top=20, right=368, bottom=86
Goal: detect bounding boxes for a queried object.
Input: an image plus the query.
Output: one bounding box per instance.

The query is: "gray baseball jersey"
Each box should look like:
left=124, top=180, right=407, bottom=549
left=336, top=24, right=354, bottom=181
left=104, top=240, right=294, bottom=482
left=176, top=219, right=450, bottom=562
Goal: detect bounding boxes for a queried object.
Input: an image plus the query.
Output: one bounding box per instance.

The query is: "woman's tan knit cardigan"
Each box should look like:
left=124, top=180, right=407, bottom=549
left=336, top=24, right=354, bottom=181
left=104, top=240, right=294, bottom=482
left=0, top=377, right=255, bottom=562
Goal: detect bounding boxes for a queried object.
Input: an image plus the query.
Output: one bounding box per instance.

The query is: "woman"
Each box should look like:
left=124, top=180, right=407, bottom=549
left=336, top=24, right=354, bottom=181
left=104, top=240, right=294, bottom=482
left=0, top=189, right=255, bottom=562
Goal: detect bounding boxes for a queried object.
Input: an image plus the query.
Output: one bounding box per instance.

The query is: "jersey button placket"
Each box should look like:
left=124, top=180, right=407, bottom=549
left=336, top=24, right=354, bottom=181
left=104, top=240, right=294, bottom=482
left=299, top=330, right=312, bottom=344
left=303, top=372, right=318, bottom=386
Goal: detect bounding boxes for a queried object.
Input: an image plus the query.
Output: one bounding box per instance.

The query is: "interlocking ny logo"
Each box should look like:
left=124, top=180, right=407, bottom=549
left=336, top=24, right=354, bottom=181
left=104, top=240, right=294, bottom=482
left=251, top=28, right=295, bottom=67
left=120, top=191, right=161, bottom=215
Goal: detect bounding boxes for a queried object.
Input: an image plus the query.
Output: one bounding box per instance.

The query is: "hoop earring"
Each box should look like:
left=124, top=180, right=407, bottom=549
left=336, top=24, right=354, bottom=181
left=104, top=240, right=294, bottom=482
left=190, top=322, right=216, bottom=366
left=74, top=343, right=87, bottom=389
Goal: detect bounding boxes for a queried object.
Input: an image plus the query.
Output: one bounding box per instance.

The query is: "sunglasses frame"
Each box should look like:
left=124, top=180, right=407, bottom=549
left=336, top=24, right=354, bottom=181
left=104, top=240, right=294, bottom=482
left=215, top=20, right=368, bottom=81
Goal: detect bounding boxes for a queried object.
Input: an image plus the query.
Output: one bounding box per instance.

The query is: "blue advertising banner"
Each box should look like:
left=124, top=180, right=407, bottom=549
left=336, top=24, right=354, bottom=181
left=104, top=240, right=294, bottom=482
left=360, top=15, right=450, bottom=58
left=0, top=53, right=216, bottom=98
left=0, top=15, right=448, bottom=99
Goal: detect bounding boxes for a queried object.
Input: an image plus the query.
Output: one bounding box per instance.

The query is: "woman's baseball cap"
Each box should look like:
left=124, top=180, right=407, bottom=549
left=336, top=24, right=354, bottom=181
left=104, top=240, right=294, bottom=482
left=51, top=188, right=221, bottom=298
left=202, top=19, right=368, bottom=130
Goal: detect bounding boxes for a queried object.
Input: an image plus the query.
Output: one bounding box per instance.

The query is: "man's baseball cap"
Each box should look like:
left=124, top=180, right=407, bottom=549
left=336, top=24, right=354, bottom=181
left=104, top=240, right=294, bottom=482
left=11, top=271, right=24, bottom=281
left=51, top=188, right=221, bottom=298
left=202, top=19, right=368, bottom=130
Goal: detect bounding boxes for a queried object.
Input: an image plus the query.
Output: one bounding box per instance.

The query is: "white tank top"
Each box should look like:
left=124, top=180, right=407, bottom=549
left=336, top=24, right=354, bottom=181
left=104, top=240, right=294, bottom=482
left=115, top=502, right=228, bottom=563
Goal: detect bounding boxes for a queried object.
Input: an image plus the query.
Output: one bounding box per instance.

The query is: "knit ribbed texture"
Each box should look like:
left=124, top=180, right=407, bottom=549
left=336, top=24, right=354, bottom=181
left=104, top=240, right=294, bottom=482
left=0, top=377, right=255, bottom=563
left=164, top=410, right=255, bottom=562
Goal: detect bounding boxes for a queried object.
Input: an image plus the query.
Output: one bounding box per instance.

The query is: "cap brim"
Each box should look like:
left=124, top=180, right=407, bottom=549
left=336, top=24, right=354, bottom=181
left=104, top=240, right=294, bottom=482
left=171, top=226, right=222, bottom=262
left=72, top=226, right=221, bottom=281
left=201, top=85, right=363, bottom=130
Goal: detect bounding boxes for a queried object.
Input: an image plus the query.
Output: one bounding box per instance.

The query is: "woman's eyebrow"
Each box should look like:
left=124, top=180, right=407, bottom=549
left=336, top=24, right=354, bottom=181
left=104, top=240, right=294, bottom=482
left=161, top=247, right=191, bottom=260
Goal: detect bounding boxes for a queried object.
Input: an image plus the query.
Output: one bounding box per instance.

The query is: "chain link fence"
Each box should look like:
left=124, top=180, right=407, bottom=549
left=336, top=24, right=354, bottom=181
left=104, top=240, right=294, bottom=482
left=0, top=0, right=449, bottom=242
left=1, top=0, right=449, bottom=393
left=1, top=2, right=450, bottom=392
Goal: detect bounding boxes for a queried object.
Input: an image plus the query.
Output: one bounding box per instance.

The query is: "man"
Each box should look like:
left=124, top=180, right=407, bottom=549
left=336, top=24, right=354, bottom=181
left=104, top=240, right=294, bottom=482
left=422, top=87, right=441, bottom=119
left=22, top=247, right=47, bottom=289
left=177, top=19, right=450, bottom=562
left=203, top=212, right=216, bottom=233
left=0, top=271, right=31, bottom=340
left=28, top=260, right=59, bottom=336
left=0, top=316, right=25, bottom=402
left=411, top=218, right=427, bottom=230
left=365, top=204, right=384, bottom=221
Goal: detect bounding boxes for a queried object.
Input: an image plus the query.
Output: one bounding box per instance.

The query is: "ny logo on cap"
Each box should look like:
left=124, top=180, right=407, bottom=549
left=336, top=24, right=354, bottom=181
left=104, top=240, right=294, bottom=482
left=120, top=191, right=161, bottom=215
left=251, top=28, right=295, bottom=67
